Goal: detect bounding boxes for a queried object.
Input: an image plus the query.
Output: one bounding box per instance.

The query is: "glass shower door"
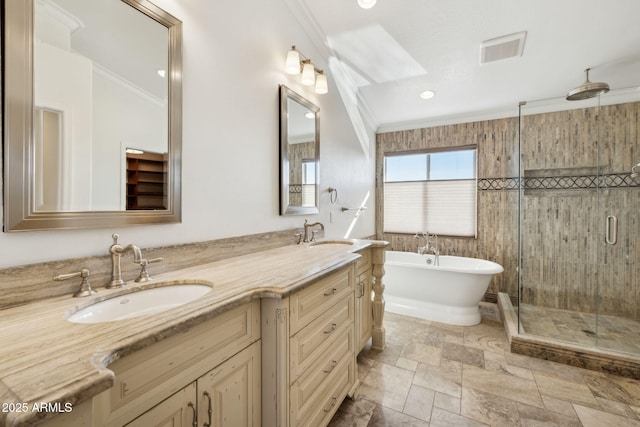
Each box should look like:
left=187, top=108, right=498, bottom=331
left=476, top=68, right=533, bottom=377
left=594, top=100, right=640, bottom=355
left=518, top=96, right=603, bottom=348
left=518, top=91, right=640, bottom=357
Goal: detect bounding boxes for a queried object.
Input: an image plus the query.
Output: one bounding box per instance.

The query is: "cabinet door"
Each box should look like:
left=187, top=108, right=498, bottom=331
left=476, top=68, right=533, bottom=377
left=126, top=382, right=197, bottom=427
left=357, top=270, right=373, bottom=351
left=197, top=341, right=261, bottom=427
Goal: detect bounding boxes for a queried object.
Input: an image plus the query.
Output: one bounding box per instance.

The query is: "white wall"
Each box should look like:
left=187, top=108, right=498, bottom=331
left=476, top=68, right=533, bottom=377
left=0, top=0, right=376, bottom=268
left=91, top=70, right=167, bottom=210
left=34, top=42, right=93, bottom=211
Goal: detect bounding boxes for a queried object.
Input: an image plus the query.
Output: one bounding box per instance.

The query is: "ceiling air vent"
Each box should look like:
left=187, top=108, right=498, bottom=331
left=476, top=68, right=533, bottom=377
left=480, top=31, right=527, bottom=64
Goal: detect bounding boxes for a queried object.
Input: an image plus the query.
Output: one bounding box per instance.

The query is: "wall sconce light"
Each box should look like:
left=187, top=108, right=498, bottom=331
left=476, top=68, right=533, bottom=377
left=284, top=46, right=328, bottom=94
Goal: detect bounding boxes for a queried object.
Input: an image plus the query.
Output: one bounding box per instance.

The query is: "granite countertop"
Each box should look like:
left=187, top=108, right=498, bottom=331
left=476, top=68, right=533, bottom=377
left=0, top=239, right=385, bottom=426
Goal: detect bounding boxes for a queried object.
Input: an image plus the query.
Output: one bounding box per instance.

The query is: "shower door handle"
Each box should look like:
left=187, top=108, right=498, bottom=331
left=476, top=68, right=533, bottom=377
left=605, top=215, right=618, bottom=245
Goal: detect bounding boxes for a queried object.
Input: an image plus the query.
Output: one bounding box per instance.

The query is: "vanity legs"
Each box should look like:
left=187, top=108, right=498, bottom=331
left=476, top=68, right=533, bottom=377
left=371, top=247, right=386, bottom=351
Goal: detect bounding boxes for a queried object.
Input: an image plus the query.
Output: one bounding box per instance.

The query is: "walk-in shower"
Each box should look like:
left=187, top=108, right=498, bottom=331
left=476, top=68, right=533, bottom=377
left=514, top=86, right=640, bottom=376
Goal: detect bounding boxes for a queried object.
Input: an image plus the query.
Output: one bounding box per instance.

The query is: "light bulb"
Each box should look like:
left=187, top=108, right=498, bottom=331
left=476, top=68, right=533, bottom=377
left=357, top=0, right=377, bottom=9
left=315, top=71, right=328, bottom=94
left=301, top=61, right=315, bottom=86
left=285, top=47, right=300, bottom=75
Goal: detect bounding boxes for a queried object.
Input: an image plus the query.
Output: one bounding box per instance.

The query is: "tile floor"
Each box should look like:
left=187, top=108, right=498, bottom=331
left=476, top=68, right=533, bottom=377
left=519, top=303, right=640, bottom=355
left=329, top=310, right=640, bottom=426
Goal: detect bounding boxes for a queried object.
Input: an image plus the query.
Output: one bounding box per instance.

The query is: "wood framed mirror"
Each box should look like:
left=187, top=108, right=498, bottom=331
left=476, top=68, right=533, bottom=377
left=2, top=0, right=182, bottom=231
left=279, top=85, right=320, bottom=215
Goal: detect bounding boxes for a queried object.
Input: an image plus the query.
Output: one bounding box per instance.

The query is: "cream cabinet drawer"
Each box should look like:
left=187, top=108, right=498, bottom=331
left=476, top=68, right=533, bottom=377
left=289, top=266, right=353, bottom=335
left=355, top=248, right=371, bottom=276
left=289, top=296, right=353, bottom=382
left=94, top=301, right=260, bottom=427
left=290, top=349, right=354, bottom=427
left=290, top=326, right=352, bottom=410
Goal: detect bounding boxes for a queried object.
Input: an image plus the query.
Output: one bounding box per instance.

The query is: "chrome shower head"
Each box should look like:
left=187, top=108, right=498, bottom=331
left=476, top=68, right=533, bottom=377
left=566, top=68, right=610, bottom=101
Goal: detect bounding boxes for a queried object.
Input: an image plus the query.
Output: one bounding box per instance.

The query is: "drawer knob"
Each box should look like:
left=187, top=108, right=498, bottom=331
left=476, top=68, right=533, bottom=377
left=324, top=323, right=337, bottom=334
left=323, top=360, right=338, bottom=374
left=323, top=287, right=337, bottom=296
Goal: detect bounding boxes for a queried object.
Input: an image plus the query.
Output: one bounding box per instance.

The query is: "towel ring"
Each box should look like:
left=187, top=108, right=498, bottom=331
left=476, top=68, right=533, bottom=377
left=328, top=187, right=338, bottom=204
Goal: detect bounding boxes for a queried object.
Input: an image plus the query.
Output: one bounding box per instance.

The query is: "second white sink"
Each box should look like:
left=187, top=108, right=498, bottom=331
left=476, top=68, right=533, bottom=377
left=66, top=283, right=212, bottom=324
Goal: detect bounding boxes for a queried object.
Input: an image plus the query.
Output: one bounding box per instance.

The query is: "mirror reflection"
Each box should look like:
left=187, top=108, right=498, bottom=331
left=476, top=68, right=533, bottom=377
left=279, top=85, right=320, bottom=215
left=34, top=0, right=168, bottom=212
left=3, top=0, right=182, bottom=231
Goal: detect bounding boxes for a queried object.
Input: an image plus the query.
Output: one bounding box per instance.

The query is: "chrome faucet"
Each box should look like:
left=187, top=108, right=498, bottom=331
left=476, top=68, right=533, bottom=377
left=107, top=233, right=143, bottom=288
left=415, top=231, right=440, bottom=265
left=302, top=219, right=325, bottom=243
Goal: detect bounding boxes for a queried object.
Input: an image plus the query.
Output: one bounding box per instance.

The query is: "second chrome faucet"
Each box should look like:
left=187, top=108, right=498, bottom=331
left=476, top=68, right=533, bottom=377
left=296, top=219, right=325, bottom=244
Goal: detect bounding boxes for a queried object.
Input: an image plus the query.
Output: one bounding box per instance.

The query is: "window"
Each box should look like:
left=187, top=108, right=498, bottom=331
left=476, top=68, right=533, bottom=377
left=301, top=160, right=316, bottom=207
left=383, top=148, right=477, bottom=237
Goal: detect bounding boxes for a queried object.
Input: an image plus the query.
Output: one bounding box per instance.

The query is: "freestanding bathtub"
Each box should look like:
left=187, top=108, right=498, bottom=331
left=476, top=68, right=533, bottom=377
left=384, top=251, right=504, bottom=326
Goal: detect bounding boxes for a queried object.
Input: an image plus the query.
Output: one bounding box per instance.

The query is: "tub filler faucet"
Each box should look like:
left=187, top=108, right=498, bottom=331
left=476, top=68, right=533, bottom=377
left=415, top=231, right=440, bottom=266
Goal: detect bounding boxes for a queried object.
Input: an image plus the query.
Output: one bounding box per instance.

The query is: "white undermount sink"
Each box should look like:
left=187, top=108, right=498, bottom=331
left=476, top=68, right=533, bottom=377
left=66, top=283, right=212, bottom=324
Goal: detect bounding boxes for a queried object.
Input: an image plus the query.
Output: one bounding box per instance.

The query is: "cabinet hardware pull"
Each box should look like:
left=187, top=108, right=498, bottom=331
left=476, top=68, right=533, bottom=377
left=323, top=397, right=338, bottom=413
left=324, top=287, right=337, bottom=296
left=203, top=391, right=212, bottom=427
left=188, top=402, right=197, bottom=427
left=324, top=323, right=337, bottom=334
left=119, top=382, right=129, bottom=398
left=323, top=360, right=338, bottom=373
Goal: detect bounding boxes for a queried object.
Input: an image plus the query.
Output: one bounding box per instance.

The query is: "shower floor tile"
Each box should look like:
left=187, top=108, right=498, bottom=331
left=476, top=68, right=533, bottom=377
left=329, top=310, right=640, bottom=427
left=519, top=304, right=640, bottom=355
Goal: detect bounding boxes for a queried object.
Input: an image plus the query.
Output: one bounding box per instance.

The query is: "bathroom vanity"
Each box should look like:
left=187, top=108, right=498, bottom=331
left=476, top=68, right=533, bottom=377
left=0, top=240, right=387, bottom=427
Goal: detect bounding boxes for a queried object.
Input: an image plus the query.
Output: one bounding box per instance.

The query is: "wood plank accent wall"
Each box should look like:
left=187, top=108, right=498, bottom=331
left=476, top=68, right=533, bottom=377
left=288, top=140, right=315, bottom=206
left=376, top=118, right=520, bottom=301
left=376, top=102, right=639, bottom=318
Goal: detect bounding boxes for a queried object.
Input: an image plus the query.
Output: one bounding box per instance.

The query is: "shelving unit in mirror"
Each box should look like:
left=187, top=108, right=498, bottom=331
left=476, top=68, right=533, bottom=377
left=126, top=151, right=168, bottom=210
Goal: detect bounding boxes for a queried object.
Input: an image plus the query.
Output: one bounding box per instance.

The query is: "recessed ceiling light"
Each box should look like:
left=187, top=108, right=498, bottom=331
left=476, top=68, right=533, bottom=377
left=357, top=0, right=377, bottom=9
left=157, top=69, right=166, bottom=78
left=419, top=90, right=435, bottom=99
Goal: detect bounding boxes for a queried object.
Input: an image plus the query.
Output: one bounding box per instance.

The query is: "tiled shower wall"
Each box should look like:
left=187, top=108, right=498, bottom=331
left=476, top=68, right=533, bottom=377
left=520, top=102, right=639, bottom=320
left=376, top=102, right=639, bottom=319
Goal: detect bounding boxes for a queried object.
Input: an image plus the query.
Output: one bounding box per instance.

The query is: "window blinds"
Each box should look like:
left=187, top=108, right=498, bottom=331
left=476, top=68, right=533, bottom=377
left=383, top=179, right=476, bottom=236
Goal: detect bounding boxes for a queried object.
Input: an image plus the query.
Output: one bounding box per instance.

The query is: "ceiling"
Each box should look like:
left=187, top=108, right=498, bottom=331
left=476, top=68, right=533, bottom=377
left=40, top=0, right=168, bottom=101
left=291, top=0, right=640, bottom=131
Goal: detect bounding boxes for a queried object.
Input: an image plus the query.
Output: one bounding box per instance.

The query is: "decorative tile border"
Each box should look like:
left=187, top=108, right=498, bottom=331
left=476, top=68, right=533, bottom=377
left=478, top=177, right=520, bottom=191
left=479, top=173, right=639, bottom=191
left=289, top=184, right=302, bottom=194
